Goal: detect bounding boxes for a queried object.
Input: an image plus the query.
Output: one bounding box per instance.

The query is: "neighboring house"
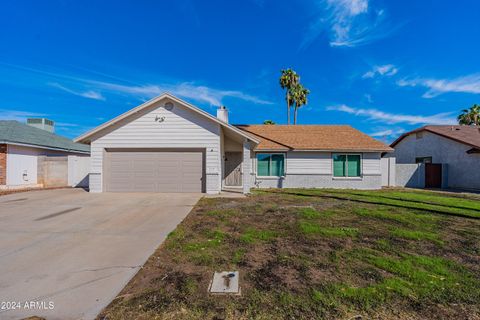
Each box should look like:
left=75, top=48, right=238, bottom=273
left=75, top=93, right=392, bottom=194
left=391, top=125, right=480, bottom=190
left=0, top=119, right=90, bottom=189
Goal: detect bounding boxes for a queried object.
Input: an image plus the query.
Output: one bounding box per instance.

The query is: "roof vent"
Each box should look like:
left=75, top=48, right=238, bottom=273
left=27, top=118, right=55, bottom=133
left=164, top=101, right=174, bottom=111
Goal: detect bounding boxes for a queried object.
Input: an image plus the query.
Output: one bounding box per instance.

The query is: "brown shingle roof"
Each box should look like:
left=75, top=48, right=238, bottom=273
left=391, top=125, right=480, bottom=151
left=236, top=125, right=393, bottom=152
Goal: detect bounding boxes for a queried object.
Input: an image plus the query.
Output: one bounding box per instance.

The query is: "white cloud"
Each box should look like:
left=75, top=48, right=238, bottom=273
left=302, top=0, right=388, bottom=48
left=86, top=80, right=273, bottom=106
left=326, top=104, right=457, bottom=125
left=49, top=82, right=105, bottom=101
left=0, top=109, right=46, bottom=122
left=397, top=74, right=480, bottom=98
left=362, top=64, right=398, bottom=79
left=2, top=62, right=273, bottom=107
left=364, top=93, right=373, bottom=103
left=369, top=128, right=405, bottom=137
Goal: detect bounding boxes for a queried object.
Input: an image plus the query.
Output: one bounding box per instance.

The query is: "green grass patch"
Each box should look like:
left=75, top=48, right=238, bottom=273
left=280, top=189, right=480, bottom=219
left=205, top=209, right=237, bottom=220
left=299, top=221, right=358, bottom=237
left=299, top=207, right=321, bottom=219
left=298, top=207, right=333, bottom=219
left=354, top=206, right=438, bottom=227
left=375, top=239, right=393, bottom=251
left=183, top=229, right=226, bottom=251
left=364, top=190, right=480, bottom=211
left=232, top=248, right=246, bottom=264
left=365, top=253, right=479, bottom=303
left=391, top=228, right=444, bottom=244
left=240, top=228, right=277, bottom=243
left=311, top=277, right=413, bottom=310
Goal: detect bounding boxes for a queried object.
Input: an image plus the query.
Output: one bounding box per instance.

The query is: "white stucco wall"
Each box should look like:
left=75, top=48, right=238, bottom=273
left=6, top=145, right=40, bottom=186
left=380, top=153, right=396, bottom=187
left=394, top=131, right=480, bottom=190
left=68, top=155, right=90, bottom=188
left=251, top=151, right=383, bottom=189
left=88, top=98, right=222, bottom=193
left=5, top=145, right=77, bottom=187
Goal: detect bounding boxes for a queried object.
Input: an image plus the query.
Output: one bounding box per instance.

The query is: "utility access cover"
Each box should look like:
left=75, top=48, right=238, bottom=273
left=209, top=271, right=240, bottom=295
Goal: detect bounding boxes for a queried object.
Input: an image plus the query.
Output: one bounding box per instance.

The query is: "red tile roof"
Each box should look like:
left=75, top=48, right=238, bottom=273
left=236, top=125, right=393, bottom=152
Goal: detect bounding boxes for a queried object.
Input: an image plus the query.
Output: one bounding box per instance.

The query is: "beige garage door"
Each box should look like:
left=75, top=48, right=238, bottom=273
left=105, top=150, right=204, bottom=192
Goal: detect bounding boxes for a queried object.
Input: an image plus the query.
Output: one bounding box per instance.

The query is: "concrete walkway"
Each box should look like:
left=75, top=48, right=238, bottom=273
left=0, top=188, right=201, bottom=320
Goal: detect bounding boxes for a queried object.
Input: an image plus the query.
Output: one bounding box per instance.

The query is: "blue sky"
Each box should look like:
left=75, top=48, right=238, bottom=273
left=1, top=0, right=479, bottom=142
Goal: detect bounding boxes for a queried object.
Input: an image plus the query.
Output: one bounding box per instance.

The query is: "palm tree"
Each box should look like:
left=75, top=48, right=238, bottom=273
left=291, top=83, right=310, bottom=125
left=279, top=69, right=299, bottom=125
left=263, top=120, right=275, bottom=125
left=458, top=104, right=480, bottom=125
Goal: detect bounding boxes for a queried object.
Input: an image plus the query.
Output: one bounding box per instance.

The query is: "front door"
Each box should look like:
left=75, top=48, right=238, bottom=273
left=224, top=152, right=242, bottom=186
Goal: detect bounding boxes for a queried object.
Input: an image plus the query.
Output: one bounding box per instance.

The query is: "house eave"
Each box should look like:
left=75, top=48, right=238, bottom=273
left=253, top=148, right=393, bottom=153
left=0, top=140, right=90, bottom=154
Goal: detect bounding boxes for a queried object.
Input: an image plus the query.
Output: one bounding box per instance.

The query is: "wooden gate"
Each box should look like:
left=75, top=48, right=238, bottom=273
left=425, top=163, right=442, bottom=188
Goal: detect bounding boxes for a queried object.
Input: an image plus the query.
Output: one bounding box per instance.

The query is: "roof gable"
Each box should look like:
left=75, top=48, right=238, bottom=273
left=391, top=125, right=480, bottom=150
left=236, top=125, right=392, bottom=152
left=75, top=93, right=259, bottom=144
left=0, top=120, right=90, bottom=153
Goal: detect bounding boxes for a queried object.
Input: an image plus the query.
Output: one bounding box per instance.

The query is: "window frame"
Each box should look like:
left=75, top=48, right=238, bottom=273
left=332, top=153, right=362, bottom=179
left=256, top=153, right=286, bottom=178
left=415, top=156, right=432, bottom=164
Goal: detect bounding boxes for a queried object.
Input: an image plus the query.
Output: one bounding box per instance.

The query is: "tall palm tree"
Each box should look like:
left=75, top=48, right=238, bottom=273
left=458, top=104, right=480, bottom=125
left=291, top=84, right=310, bottom=125
left=279, top=69, right=299, bottom=125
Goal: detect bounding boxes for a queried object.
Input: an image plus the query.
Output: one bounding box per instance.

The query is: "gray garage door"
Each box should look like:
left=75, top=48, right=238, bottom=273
left=105, top=150, right=204, bottom=192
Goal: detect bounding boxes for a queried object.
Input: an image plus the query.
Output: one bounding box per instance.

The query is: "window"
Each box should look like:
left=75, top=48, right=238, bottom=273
left=257, top=153, right=285, bottom=176
left=415, top=156, right=432, bottom=164
left=333, top=154, right=361, bottom=177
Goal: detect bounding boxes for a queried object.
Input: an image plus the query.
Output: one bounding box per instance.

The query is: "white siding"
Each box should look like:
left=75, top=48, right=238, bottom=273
left=362, top=152, right=382, bottom=175
left=89, top=98, right=221, bottom=193
left=252, top=151, right=383, bottom=189
left=286, top=151, right=381, bottom=176
left=242, top=140, right=251, bottom=193
left=286, top=152, right=331, bottom=174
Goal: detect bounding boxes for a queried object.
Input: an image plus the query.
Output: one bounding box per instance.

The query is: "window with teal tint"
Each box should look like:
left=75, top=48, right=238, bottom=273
left=333, top=154, right=361, bottom=177
left=271, top=154, right=285, bottom=176
left=257, top=154, right=271, bottom=176
left=333, top=154, right=346, bottom=177
left=347, top=155, right=361, bottom=177
left=257, top=154, right=285, bottom=176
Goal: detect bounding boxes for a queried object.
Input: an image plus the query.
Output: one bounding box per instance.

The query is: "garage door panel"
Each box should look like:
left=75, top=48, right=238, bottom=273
left=105, top=150, right=204, bottom=192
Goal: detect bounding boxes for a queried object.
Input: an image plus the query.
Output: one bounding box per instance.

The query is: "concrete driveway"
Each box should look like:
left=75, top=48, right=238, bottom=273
left=0, top=188, right=201, bottom=320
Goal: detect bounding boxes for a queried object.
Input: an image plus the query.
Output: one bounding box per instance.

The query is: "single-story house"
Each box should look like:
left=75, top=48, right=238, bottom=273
left=75, top=93, right=392, bottom=194
left=391, top=125, right=480, bottom=190
left=0, top=119, right=90, bottom=189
